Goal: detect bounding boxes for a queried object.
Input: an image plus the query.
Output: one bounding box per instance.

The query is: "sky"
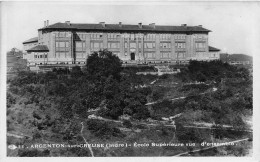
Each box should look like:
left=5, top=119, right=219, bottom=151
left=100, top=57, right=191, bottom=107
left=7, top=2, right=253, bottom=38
left=1, top=1, right=260, bottom=56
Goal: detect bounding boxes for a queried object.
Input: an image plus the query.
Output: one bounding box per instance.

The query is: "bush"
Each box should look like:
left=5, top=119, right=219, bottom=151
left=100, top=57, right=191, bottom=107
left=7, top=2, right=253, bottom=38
left=122, top=120, right=132, bottom=128
left=87, top=119, right=125, bottom=139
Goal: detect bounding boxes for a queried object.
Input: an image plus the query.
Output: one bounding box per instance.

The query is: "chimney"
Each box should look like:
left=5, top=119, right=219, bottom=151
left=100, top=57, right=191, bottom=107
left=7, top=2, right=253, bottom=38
left=198, top=25, right=202, bottom=27
left=138, top=22, right=142, bottom=28
left=100, top=22, right=105, bottom=28
left=149, top=23, right=155, bottom=29
left=44, top=21, right=46, bottom=27
left=181, top=24, right=187, bottom=27
left=119, top=22, right=122, bottom=27
left=65, top=21, right=70, bottom=26
left=46, top=20, right=49, bottom=27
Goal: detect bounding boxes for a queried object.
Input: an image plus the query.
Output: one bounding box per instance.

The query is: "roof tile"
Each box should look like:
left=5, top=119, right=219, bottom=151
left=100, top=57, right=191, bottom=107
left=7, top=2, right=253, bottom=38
left=26, top=45, right=49, bottom=52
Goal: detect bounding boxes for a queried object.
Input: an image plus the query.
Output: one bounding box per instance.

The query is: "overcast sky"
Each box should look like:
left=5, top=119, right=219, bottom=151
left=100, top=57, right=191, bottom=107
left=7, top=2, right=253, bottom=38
left=1, top=1, right=260, bottom=56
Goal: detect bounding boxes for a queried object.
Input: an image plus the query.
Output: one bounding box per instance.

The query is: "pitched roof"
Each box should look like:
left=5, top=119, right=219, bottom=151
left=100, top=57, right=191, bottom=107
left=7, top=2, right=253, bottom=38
left=39, top=22, right=211, bottom=33
left=209, top=46, right=220, bottom=52
left=26, top=45, right=49, bottom=52
left=23, top=37, right=38, bottom=44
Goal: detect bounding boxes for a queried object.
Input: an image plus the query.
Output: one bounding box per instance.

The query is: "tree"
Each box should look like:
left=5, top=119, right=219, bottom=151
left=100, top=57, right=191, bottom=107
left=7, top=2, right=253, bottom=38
left=71, top=66, right=83, bottom=78
left=86, top=49, right=122, bottom=81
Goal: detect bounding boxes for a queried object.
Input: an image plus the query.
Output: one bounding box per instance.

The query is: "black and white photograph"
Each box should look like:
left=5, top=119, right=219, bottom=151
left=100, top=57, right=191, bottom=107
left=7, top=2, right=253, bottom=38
left=1, top=1, right=259, bottom=160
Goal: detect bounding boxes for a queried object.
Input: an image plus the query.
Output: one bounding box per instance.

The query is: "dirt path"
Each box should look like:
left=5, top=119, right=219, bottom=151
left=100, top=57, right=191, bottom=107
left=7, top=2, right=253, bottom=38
left=80, top=122, right=94, bottom=157
left=145, top=87, right=217, bottom=106
left=7, top=132, right=32, bottom=139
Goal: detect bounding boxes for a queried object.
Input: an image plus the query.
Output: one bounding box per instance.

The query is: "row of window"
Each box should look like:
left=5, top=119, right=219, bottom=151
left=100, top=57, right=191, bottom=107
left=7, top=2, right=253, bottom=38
left=174, top=35, right=186, bottom=40
left=55, top=32, right=194, bottom=40
left=55, top=41, right=210, bottom=52
left=175, top=43, right=186, bottom=49
left=194, top=34, right=207, bottom=39
left=55, top=32, right=71, bottom=38
left=108, top=42, right=120, bottom=48
left=159, top=34, right=171, bottom=40
left=90, top=33, right=103, bottom=40
left=56, top=41, right=69, bottom=48
left=34, top=54, right=47, bottom=58
left=145, top=52, right=185, bottom=58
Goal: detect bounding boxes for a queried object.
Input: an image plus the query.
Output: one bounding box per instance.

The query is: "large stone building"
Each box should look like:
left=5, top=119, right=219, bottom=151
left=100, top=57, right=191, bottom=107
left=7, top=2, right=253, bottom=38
left=23, top=20, right=220, bottom=67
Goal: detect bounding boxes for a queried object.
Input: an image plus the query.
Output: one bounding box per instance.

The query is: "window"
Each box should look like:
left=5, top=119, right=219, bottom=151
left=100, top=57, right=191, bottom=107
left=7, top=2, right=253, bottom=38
left=56, top=32, right=70, bottom=38
left=146, top=52, right=154, bottom=58
left=161, top=52, right=170, bottom=58
left=195, top=42, right=206, bottom=51
left=177, top=52, right=185, bottom=58
left=144, top=34, right=156, bottom=40
left=108, top=42, right=120, bottom=49
left=159, top=34, right=171, bottom=40
left=108, top=33, right=119, bottom=40
left=130, top=34, right=135, bottom=40
left=76, top=41, right=86, bottom=52
left=56, top=41, right=69, bottom=51
left=91, top=42, right=103, bottom=50
left=76, top=52, right=84, bottom=58
left=175, top=42, right=186, bottom=49
left=56, top=52, right=67, bottom=58
left=174, top=34, right=186, bottom=40
left=91, top=33, right=103, bottom=40
left=124, top=42, right=128, bottom=48
left=130, top=43, right=136, bottom=49
left=138, top=43, right=142, bottom=49
left=160, top=42, right=171, bottom=49
left=195, top=34, right=206, bottom=39
left=144, top=42, right=155, bottom=49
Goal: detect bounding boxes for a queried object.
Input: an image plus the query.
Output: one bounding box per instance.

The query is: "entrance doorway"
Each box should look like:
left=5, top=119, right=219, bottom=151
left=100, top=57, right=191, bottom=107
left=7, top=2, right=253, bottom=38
left=130, top=52, right=135, bottom=60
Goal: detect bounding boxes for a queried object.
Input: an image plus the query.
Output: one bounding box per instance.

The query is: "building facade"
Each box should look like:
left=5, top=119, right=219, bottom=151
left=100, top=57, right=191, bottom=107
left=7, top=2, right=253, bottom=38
left=23, top=21, right=220, bottom=66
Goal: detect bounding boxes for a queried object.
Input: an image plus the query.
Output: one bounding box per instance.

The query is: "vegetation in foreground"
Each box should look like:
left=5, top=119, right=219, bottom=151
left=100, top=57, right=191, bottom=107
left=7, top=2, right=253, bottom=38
left=7, top=49, right=252, bottom=156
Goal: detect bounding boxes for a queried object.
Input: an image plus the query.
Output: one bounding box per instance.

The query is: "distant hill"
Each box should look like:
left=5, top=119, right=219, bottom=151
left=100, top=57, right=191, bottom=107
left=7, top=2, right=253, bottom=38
left=220, top=53, right=252, bottom=63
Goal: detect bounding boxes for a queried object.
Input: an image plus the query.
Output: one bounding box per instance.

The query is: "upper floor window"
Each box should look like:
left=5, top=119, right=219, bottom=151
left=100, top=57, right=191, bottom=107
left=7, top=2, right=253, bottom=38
left=159, top=34, right=171, bottom=40
left=130, top=43, right=136, bottom=49
left=160, top=42, right=171, bottom=49
left=108, top=42, right=120, bottom=49
left=108, top=33, right=120, bottom=40
left=75, top=33, right=86, bottom=40
left=177, top=52, right=185, bottom=58
left=56, top=41, right=69, bottom=51
left=90, top=33, right=103, bottom=40
left=195, top=42, right=206, bottom=51
left=174, top=34, right=186, bottom=40
left=75, top=41, right=86, bottom=51
left=56, top=32, right=70, bottom=38
left=91, top=42, right=103, bottom=49
left=144, top=34, right=156, bottom=40
left=161, top=52, right=170, bottom=58
left=144, top=42, right=155, bottom=49
left=175, top=42, right=186, bottom=49
left=195, top=34, right=206, bottom=39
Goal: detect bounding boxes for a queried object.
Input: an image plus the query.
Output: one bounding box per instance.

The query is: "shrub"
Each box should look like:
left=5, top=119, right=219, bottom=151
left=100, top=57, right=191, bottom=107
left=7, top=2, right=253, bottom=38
left=86, top=119, right=125, bottom=139
left=122, top=120, right=132, bottom=128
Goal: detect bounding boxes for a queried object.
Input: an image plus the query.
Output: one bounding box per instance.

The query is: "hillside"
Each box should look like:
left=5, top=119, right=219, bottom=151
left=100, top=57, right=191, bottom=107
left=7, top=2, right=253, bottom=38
left=6, top=50, right=253, bottom=157
left=220, top=53, right=252, bottom=63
